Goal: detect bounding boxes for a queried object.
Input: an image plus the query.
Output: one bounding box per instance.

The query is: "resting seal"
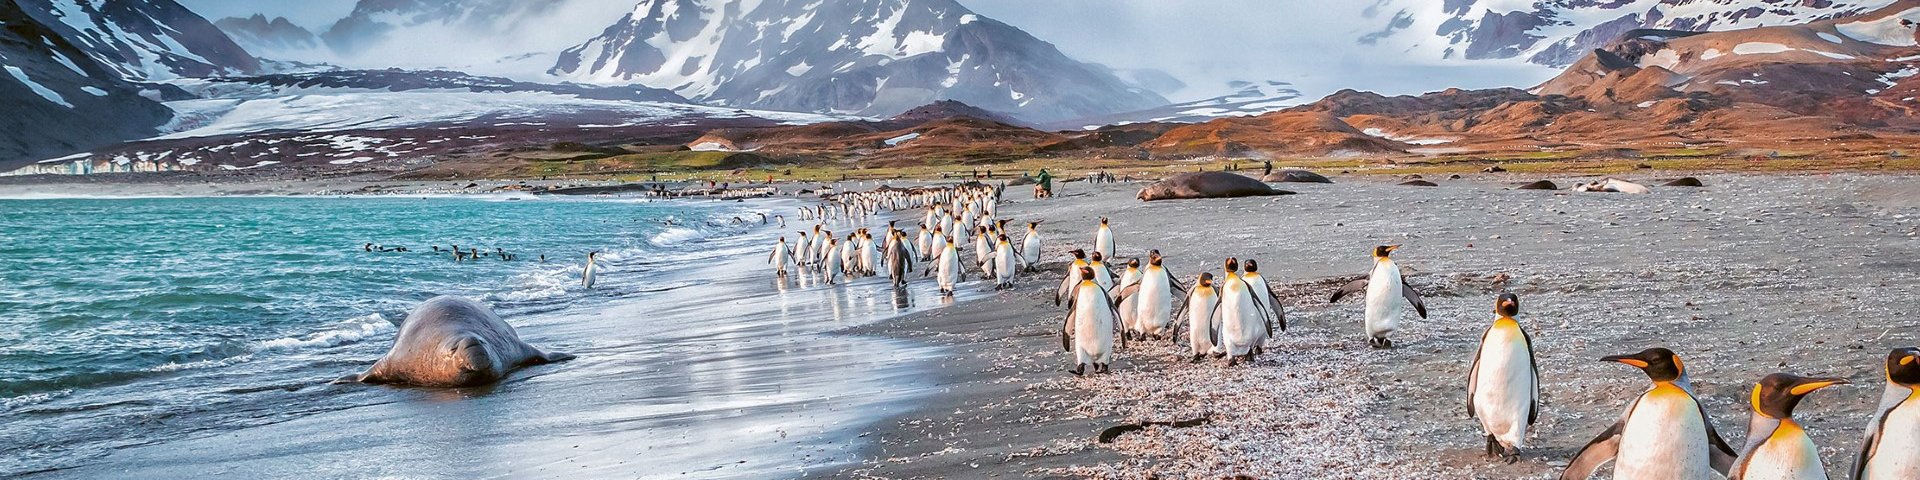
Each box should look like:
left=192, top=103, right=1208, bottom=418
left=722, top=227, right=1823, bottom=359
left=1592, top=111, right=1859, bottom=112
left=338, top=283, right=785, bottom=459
left=350, top=296, right=574, bottom=387
left=1662, top=177, right=1704, bottom=187
left=1137, top=172, right=1294, bottom=201
left=1573, top=178, right=1650, bottom=193
left=1516, top=180, right=1558, bottom=190
left=1262, top=169, right=1333, bottom=184
left=1399, top=180, right=1439, bottom=187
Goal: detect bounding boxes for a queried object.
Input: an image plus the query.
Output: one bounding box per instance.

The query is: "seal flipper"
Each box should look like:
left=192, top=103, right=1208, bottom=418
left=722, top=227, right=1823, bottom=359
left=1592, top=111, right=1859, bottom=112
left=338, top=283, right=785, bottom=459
left=535, top=350, right=576, bottom=364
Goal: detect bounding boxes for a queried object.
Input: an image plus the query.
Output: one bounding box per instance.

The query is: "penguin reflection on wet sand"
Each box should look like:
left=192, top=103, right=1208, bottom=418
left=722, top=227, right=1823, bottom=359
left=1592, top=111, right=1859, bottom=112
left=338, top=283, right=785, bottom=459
left=1853, top=346, right=1920, bottom=480
left=1467, top=293, right=1538, bottom=464
left=1561, top=347, right=1738, bottom=480
left=1329, top=245, right=1428, bottom=349
left=1730, top=373, right=1847, bottom=480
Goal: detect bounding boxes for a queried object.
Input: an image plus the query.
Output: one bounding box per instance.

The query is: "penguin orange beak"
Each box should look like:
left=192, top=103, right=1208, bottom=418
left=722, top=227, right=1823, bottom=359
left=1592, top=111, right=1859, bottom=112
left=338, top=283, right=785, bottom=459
left=1601, top=355, right=1650, bottom=368
left=1384, top=245, right=1401, bottom=253
left=1788, top=377, right=1849, bottom=395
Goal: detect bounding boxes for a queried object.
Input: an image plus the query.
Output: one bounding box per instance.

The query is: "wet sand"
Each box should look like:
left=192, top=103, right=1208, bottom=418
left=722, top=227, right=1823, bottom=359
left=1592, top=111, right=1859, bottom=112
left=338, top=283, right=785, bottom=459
left=833, top=173, right=1920, bottom=478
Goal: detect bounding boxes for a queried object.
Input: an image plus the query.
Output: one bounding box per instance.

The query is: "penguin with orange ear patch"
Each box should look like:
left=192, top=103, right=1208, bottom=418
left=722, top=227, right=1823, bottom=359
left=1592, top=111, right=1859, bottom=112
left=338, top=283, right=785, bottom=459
left=1730, top=373, right=1847, bottom=480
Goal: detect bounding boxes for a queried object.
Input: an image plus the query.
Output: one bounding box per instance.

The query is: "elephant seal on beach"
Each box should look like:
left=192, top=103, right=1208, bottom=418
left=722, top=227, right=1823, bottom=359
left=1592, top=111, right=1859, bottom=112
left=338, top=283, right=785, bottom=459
left=1662, top=177, right=1704, bottom=187
left=1262, top=169, right=1333, bottom=184
left=1137, top=172, right=1294, bottom=201
left=1399, top=180, right=1439, bottom=187
left=348, top=296, right=574, bottom=387
left=1573, top=178, right=1651, bottom=193
left=1516, top=180, right=1558, bottom=190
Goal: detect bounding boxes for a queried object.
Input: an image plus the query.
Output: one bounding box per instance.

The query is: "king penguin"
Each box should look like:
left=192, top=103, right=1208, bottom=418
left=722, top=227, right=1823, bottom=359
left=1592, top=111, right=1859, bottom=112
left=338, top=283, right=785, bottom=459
left=582, top=251, right=600, bottom=289
left=1730, top=373, right=1847, bottom=480
left=1852, top=346, right=1920, bottom=480
left=769, top=237, right=791, bottom=275
left=1093, top=217, right=1114, bottom=260
left=1021, top=221, right=1043, bottom=272
left=1329, top=245, right=1427, bottom=348
left=1061, top=266, right=1123, bottom=376
left=1114, top=252, right=1184, bottom=341
left=1181, top=272, right=1221, bottom=362
left=1562, top=347, right=1739, bottom=480
left=1054, top=249, right=1090, bottom=306
left=1468, top=293, right=1539, bottom=463
left=1214, top=258, right=1271, bottom=366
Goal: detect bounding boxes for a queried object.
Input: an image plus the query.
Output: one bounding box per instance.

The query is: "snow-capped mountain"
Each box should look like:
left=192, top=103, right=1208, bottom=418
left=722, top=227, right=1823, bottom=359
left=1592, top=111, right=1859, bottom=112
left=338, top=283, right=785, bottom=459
left=1046, top=80, right=1304, bottom=130
left=1367, top=0, right=1898, bottom=67
left=0, top=0, right=176, bottom=168
left=15, top=0, right=258, bottom=80
left=550, top=0, right=1168, bottom=123
left=214, top=14, right=317, bottom=56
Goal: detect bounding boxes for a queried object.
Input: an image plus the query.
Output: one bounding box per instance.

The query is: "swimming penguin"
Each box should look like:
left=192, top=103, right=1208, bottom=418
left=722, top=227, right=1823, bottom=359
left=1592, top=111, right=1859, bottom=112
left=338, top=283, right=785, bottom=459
left=1021, top=221, right=1043, bottom=272
left=1093, top=217, right=1114, bottom=259
left=1055, top=249, right=1091, bottom=306
left=769, top=237, right=792, bottom=275
left=1328, top=245, right=1428, bottom=349
left=1214, top=258, right=1271, bottom=366
left=582, top=251, right=600, bottom=289
left=1239, top=259, right=1286, bottom=334
left=1114, top=252, right=1185, bottom=341
left=1562, top=347, right=1739, bottom=480
left=1852, top=346, right=1920, bottom=480
left=1729, top=373, right=1847, bottom=480
left=1061, top=266, right=1123, bottom=376
left=1467, top=293, right=1539, bottom=464
left=1180, top=272, right=1222, bottom=362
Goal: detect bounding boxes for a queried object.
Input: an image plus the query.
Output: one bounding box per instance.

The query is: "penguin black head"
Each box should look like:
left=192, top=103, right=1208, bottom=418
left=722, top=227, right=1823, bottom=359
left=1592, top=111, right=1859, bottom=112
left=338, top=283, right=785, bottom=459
left=1243, top=259, right=1260, bottom=273
left=1372, top=245, right=1400, bottom=259
left=1126, top=258, right=1140, bottom=269
left=1750, top=373, right=1847, bottom=420
left=1090, top=252, right=1105, bottom=263
left=1197, top=272, right=1214, bottom=287
left=1148, top=255, right=1163, bottom=267
left=1079, top=266, right=1096, bottom=281
left=1887, top=347, right=1920, bottom=386
left=1223, top=257, right=1239, bottom=273
left=1495, top=293, right=1520, bottom=317
left=1028, top=221, right=1039, bottom=229
left=1070, top=249, right=1086, bottom=260
left=997, top=234, right=1010, bottom=243
left=1099, top=217, right=1109, bottom=226
left=1603, top=347, right=1685, bottom=383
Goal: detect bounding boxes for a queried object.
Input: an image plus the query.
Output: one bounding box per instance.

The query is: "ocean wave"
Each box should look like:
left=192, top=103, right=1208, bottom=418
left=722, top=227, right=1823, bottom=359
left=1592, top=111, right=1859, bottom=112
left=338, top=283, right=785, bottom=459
left=147, top=354, right=254, bottom=373
left=3, top=388, right=72, bottom=411
left=486, top=266, right=578, bottom=304
left=648, top=226, right=706, bottom=246
left=251, top=313, right=393, bottom=352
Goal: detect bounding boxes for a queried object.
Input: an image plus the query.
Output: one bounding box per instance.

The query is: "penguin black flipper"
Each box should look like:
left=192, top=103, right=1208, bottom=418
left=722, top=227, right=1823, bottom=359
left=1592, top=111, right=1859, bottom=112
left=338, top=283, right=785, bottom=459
left=1112, top=283, right=1143, bottom=307
left=1097, top=287, right=1126, bottom=350
left=1239, top=277, right=1276, bottom=337
left=1060, top=301, right=1077, bottom=353
left=1329, top=278, right=1368, bottom=303
left=1400, top=278, right=1428, bottom=318
left=1465, top=327, right=1489, bottom=418
left=1166, top=268, right=1188, bottom=295
left=1700, top=402, right=1739, bottom=475
left=1561, top=411, right=1630, bottom=480
left=1520, top=326, right=1540, bottom=425
left=1263, top=284, right=1286, bottom=332
left=1853, top=384, right=1911, bottom=480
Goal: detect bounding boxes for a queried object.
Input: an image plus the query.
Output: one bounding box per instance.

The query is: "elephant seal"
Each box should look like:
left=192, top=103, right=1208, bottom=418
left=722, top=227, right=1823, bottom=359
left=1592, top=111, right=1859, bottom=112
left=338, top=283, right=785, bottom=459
left=1137, top=172, right=1294, bottom=201
left=1516, top=180, right=1558, bottom=190
left=1262, top=169, right=1333, bottom=184
left=1399, top=180, right=1439, bottom=187
left=1573, top=178, right=1650, bottom=194
left=349, top=296, right=574, bottom=387
left=1661, top=177, right=1704, bottom=187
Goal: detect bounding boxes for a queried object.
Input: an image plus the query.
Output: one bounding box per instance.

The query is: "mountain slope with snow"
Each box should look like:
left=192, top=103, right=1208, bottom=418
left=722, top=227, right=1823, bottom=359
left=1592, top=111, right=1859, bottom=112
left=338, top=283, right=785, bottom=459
left=0, top=0, right=175, bottom=168
left=16, top=0, right=258, bottom=80
left=550, top=0, right=1168, bottom=123
left=1368, top=0, right=1899, bottom=67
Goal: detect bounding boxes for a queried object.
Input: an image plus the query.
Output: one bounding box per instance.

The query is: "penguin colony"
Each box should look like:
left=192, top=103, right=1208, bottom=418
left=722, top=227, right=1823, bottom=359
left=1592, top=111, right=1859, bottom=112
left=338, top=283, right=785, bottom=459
left=762, top=185, right=1919, bottom=480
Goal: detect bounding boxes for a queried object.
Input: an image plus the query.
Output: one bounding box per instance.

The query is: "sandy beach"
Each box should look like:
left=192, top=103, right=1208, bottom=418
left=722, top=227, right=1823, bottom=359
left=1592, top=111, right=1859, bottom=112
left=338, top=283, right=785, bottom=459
left=827, top=173, right=1920, bottom=479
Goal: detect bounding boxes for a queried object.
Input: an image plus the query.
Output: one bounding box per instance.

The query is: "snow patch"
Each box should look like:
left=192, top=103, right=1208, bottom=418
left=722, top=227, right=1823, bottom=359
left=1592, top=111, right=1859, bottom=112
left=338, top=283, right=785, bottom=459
left=1731, top=42, right=1793, bottom=55
left=80, top=86, right=108, bottom=96
left=1818, top=32, right=1845, bottom=44
left=4, top=66, right=72, bottom=108
left=883, top=132, right=920, bottom=146
left=1836, top=6, right=1920, bottom=47
left=1361, top=128, right=1452, bottom=145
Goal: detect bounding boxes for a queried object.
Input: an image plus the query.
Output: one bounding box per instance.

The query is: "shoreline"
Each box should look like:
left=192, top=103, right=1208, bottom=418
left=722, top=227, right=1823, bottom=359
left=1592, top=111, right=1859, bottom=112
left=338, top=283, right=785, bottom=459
left=827, top=174, right=1920, bottom=478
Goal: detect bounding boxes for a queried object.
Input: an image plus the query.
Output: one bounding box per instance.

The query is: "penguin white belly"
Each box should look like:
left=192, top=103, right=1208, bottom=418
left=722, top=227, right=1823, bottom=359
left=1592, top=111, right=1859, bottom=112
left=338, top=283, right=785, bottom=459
left=1363, top=265, right=1402, bottom=338
left=1616, top=388, right=1714, bottom=480
left=1742, top=425, right=1825, bottom=480
left=1186, top=294, right=1218, bottom=355
left=937, top=250, right=960, bottom=290
left=1137, top=276, right=1172, bottom=336
left=1471, top=327, right=1534, bottom=448
left=1220, top=284, right=1259, bottom=356
left=1073, top=286, right=1116, bottom=364
left=1095, top=230, right=1113, bottom=258
left=994, top=248, right=1015, bottom=285
left=1865, top=399, right=1920, bottom=479
left=1023, top=236, right=1040, bottom=264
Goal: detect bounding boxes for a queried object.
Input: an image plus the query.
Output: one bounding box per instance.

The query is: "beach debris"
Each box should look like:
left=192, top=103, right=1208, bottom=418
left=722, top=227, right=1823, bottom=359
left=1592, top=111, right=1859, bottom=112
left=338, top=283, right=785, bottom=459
left=1096, top=415, right=1211, bottom=443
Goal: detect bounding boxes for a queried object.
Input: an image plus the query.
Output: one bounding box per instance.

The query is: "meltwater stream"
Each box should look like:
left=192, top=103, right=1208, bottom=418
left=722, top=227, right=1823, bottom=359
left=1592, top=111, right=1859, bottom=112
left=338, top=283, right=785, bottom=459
left=0, top=195, right=970, bottom=478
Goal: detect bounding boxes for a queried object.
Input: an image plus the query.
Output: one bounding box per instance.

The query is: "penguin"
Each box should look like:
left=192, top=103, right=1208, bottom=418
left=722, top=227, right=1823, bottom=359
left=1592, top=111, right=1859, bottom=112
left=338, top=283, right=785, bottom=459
left=1214, top=258, right=1272, bottom=366
left=1562, top=347, right=1739, bottom=480
left=1093, top=217, right=1114, bottom=259
left=885, top=230, right=915, bottom=287
left=973, top=225, right=994, bottom=270
left=1021, top=221, right=1043, bottom=272
left=1180, top=272, right=1222, bottom=362
left=1061, top=266, right=1123, bottom=376
left=1111, top=258, right=1143, bottom=337
left=1087, top=251, right=1115, bottom=292
left=582, top=251, right=600, bottom=289
left=1114, top=252, right=1185, bottom=341
left=769, top=237, right=792, bottom=275
left=1852, top=346, right=1920, bottom=480
left=1730, top=373, right=1847, bottom=480
left=930, top=234, right=963, bottom=295
left=1055, top=249, right=1090, bottom=306
left=987, top=234, right=1022, bottom=290
left=1328, top=245, right=1428, bottom=349
left=1467, top=293, right=1539, bottom=464
left=1239, top=259, right=1287, bottom=334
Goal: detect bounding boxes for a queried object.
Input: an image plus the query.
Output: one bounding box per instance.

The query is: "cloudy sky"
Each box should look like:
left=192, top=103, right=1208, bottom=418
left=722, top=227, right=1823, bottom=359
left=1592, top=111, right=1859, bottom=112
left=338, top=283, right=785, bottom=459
left=176, top=0, right=1560, bottom=101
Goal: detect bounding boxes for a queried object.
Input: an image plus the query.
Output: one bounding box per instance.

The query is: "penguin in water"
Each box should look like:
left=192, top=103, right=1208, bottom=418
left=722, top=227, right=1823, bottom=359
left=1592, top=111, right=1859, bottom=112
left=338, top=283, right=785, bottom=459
left=1852, top=346, right=1920, bottom=480
left=1180, top=272, right=1222, bottom=362
left=1054, top=249, right=1091, bottom=306
left=1214, top=258, right=1272, bottom=366
left=1329, top=245, right=1428, bottom=349
left=1729, top=373, right=1847, bottom=480
left=1467, top=293, right=1539, bottom=464
left=769, top=237, right=792, bottom=275
left=1061, top=266, right=1123, bottom=376
left=1562, top=347, right=1738, bottom=480
left=1093, top=217, right=1115, bottom=260
left=582, top=251, right=600, bottom=289
left=1021, top=221, right=1043, bottom=272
